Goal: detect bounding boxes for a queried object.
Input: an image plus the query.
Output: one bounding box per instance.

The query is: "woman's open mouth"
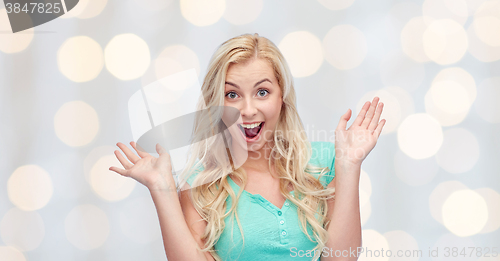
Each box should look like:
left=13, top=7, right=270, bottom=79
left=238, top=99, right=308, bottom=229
left=237, top=122, right=264, bottom=142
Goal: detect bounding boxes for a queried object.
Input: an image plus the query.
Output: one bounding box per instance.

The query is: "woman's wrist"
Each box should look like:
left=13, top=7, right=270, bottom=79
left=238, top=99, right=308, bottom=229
left=334, top=159, right=362, bottom=184
left=147, top=172, right=177, bottom=193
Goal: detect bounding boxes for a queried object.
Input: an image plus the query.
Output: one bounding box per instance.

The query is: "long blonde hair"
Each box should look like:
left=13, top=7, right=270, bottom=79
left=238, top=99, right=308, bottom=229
left=177, top=33, right=336, bottom=261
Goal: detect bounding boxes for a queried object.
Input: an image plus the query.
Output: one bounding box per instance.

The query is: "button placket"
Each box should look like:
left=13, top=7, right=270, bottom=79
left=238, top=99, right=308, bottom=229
left=277, top=201, right=290, bottom=245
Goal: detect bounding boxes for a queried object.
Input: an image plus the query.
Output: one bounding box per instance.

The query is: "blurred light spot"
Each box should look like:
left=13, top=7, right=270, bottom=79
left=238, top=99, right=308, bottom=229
left=180, top=0, right=225, bottom=26
left=119, top=196, right=161, bottom=244
left=398, top=113, right=443, bottom=159
left=0, top=208, right=45, bottom=251
left=465, top=0, right=489, bottom=14
left=423, top=19, right=468, bottom=65
left=383, top=230, right=419, bottom=261
left=475, top=188, right=500, bottom=234
left=54, top=101, right=99, bottom=147
left=432, top=233, right=476, bottom=261
left=0, top=246, right=26, bottom=261
left=105, top=34, right=150, bottom=80
left=433, top=67, right=476, bottom=100
left=436, top=128, right=479, bottom=174
left=154, top=45, right=200, bottom=82
left=474, top=77, right=500, bottom=123
left=426, top=77, right=474, bottom=120
left=467, top=21, right=500, bottom=62
left=429, top=181, right=469, bottom=224
left=442, top=189, right=488, bottom=237
left=62, top=0, right=108, bottom=19
left=7, top=165, right=53, bottom=211
left=359, top=230, right=389, bottom=261
left=394, top=150, right=439, bottom=186
left=474, top=17, right=500, bottom=46
left=65, top=204, right=109, bottom=250
left=424, top=90, right=469, bottom=126
left=317, top=0, right=356, bottom=10
left=279, top=31, right=323, bottom=77
left=147, top=68, right=199, bottom=106
left=323, top=24, right=367, bottom=70
left=401, top=16, right=433, bottom=63
left=0, top=9, right=34, bottom=53
left=357, top=89, right=403, bottom=135
left=57, top=36, right=103, bottom=82
left=132, top=0, right=173, bottom=12
left=90, top=155, right=136, bottom=201
left=473, top=0, right=500, bottom=46
left=423, top=0, right=468, bottom=25
left=424, top=78, right=472, bottom=123
left=380, top=49, right=425, bottom=92
left=83, top=145, right=116, bottom=183
left=223, top=0, right=262, bottom=25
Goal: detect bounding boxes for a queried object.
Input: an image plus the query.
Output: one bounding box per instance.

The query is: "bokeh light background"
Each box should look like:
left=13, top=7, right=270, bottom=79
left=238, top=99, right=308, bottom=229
left=1, top=0, right=500, bottom=260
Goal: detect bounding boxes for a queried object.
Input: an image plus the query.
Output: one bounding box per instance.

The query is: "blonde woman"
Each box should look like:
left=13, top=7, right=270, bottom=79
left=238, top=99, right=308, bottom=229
left=109, top=33, right=386, bottom=261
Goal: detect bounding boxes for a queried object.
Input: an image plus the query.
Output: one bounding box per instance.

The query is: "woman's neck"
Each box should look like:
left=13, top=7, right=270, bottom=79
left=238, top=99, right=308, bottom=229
left=231, top=141, right=274, bottom=173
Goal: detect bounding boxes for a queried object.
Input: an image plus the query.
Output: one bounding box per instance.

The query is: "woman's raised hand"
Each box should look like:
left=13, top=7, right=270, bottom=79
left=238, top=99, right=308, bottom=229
left=109, top=142, right=176, bottom=191
left=335, top=96, right=386, bottom=166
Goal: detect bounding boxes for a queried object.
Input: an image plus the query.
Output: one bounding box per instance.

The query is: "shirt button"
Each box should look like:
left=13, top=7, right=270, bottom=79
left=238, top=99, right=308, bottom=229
left=281, top=230, right=287, bottom=236
left=278, top=211, right=282, bottom=216
left=285, top=202, right=289, bottom=206
left=280, top=220, right=285, bottom=225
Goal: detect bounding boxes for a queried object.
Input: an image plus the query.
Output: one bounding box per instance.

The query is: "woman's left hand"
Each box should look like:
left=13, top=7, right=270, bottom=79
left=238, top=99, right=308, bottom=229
left=334, top=96, right=386, bottom=166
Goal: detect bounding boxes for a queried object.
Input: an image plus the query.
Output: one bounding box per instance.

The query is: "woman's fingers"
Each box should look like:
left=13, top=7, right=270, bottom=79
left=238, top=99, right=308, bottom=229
left=361, top=97, right=379, bottom=129
left=131, top=141, right=150, bottom=158
left=373, top=118, right=386, bottom=138
left=351, top=101, right=371, bottom=128
left=114, top=149, right=133, bottom=169
left=336, top=108, right=351, bottom=131
left=368, top=102, right=383, bottom=131
left=116, top=142, right=140, bottom=164
left=109, top=166, right=129, bottom=177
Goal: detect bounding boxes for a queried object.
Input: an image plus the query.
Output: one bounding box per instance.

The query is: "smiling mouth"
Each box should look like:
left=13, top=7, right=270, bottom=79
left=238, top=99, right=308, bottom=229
left=238, top=122, right=264, bottom=139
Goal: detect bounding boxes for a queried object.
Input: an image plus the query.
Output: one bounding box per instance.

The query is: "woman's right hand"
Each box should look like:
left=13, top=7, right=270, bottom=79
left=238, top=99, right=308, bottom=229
left=109, top=141, right=176, bottom=192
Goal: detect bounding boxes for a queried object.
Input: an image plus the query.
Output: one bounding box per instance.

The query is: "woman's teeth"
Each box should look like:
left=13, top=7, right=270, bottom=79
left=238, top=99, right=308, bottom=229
left=237, top=122, right=264, bottom=139
left=240, top=122, right=263, bottom=129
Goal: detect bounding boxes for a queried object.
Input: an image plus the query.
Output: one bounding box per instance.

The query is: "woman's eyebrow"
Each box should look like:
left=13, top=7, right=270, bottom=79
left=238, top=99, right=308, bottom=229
left=225, top=78, right=272, bottom=89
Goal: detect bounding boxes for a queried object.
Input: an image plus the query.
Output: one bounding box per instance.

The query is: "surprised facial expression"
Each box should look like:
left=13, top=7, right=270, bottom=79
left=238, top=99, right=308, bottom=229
left=223, top=58, right=283, bottom=153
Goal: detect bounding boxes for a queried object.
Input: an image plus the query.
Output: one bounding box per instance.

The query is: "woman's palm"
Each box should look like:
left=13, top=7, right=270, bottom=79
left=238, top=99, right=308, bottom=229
left=335, top=97, right=386, bottom=165
left=109, top=142, right=175, bottom=191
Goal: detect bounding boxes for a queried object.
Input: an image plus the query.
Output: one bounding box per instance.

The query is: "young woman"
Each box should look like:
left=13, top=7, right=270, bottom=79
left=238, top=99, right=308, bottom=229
left=109, top=33, right=385, bottom=261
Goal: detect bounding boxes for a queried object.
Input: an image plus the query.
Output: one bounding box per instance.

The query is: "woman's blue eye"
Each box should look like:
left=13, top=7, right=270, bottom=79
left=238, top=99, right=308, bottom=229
left=258, top=89, right=269, bottom=97
left=226, top=92, right=238, bottom=99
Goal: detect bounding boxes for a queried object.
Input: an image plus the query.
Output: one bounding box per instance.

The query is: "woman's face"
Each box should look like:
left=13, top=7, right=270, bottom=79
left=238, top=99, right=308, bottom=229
left=223, top=58, right=283, bottom=154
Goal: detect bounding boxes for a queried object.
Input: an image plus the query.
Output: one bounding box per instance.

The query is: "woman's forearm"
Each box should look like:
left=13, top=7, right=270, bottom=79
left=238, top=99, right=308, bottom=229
left=149, top=187, right=209, bottom=261
left=324, top=160, right=362, bottom=261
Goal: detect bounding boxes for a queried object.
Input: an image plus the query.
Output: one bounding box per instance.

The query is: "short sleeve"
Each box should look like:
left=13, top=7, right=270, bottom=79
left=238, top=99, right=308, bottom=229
left=309, top=141, right=336, bottom=188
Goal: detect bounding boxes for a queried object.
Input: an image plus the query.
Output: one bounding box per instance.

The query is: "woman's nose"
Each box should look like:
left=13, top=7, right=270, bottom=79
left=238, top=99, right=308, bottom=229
left=240, top=98, right=257, bottom=118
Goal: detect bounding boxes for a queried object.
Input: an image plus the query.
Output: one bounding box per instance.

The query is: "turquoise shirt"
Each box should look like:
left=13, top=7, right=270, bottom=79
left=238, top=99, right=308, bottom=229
left=185, top=141, right=336, bottom=261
